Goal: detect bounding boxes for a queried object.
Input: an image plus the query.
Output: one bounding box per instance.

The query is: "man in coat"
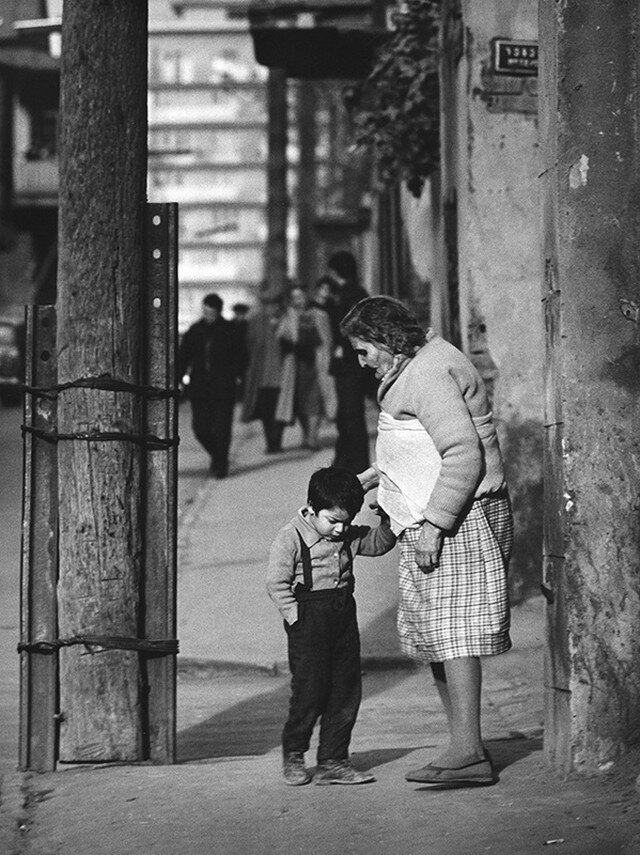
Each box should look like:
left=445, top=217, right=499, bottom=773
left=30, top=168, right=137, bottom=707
left=326, top=251, right=371, bottom=474
left=179, top=293, right=248, bottom=477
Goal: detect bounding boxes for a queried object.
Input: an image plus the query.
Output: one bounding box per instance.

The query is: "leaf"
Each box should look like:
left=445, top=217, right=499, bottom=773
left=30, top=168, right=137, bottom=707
left=342, top=0, right=440, bottom=195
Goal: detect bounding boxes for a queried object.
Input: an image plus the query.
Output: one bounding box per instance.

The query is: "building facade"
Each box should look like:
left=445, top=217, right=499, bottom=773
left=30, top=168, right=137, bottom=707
left=149, top=0, right=291, bottom=330
left=418, top=0, right=543, bottom=599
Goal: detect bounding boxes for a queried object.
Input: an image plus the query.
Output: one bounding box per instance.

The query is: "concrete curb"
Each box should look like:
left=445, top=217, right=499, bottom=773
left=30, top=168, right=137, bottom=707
left=177, top=655, right=420, bottom=680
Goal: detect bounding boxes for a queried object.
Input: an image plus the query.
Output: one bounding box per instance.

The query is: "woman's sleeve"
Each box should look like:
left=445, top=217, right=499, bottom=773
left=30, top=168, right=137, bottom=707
left=412, top=370, right=482, bottom=530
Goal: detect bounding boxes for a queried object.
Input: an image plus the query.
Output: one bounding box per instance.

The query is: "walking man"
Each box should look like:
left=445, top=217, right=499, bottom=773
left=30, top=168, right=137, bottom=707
left=326, top=251, right=371, bottom=474
left=179, top=293, right=247, bottom=477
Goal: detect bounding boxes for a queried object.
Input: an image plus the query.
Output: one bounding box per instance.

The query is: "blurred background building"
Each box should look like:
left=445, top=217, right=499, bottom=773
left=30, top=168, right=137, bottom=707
left=0, top=0, right=59, bottom=317
left=0, top=0, right=386, bottom=332
left=148, top=0, right=275, bottom=331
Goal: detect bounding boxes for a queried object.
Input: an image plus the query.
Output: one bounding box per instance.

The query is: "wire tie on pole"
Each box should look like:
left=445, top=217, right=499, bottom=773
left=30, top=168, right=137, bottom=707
left=20, top=374, right=179, bottom=401
left=21, top=425, right=179, bottom=450
left=17, top=635, right=179, bottom=657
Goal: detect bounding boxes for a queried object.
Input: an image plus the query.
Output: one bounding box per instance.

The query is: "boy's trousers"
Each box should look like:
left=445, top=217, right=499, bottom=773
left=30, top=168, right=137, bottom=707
left=282, top=589, right=362, bottom=762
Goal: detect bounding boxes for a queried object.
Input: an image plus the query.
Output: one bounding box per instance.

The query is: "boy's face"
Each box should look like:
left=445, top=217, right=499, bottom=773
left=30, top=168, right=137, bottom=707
left=307, top=505, right=353, bottom=541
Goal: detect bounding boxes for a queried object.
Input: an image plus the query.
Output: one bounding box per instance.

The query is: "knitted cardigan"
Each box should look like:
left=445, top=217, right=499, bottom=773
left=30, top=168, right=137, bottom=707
left=376, top=332, right=506, bottom=531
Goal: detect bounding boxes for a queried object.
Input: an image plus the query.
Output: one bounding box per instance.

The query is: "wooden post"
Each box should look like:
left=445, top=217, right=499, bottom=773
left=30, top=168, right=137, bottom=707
left=539, top=0, right=640, bottom=773
left=142, top=203, right=179, bottom=763
left=266, top=68, right=288, bottom=294
left=19, top=306, right=58, bottom=772
left=56, top=0, right=148, bottom=762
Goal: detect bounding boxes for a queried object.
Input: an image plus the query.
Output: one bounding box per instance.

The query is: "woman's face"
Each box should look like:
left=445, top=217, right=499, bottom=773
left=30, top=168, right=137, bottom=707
left=314, top=281, right=331, bottom=304
left=290, top=288, right=307, bottom=310
left=349, top=336, right=395, bottom=379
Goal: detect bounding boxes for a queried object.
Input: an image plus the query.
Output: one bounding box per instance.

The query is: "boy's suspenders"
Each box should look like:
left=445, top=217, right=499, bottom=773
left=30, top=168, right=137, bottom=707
left=297, top=530, right=314, bottom=591
left=295, top=530, right=354, bottom=599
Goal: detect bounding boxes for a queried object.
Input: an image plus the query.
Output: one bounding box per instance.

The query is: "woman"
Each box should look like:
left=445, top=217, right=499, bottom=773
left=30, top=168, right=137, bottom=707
left=241, top=292, right=285, bottom=454
left=275, top=285, right=324, bottom=450
left=308, top=277, right=338, bottom=424
left=341, top=296, right=513, bottom=786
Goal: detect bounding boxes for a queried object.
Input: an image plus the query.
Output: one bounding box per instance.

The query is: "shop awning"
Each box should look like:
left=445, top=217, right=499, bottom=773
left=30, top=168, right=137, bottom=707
left=248, top=0, right=388, bottom=78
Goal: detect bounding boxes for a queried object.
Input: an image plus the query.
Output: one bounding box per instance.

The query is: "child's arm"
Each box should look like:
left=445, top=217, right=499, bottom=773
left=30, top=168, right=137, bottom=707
left=266, top=526, right=299, bottom=625
left=352, top=503, right=396, bottom=557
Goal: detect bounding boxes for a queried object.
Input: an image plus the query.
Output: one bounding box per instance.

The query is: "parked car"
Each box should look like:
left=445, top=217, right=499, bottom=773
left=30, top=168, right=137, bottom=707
left=0, top=317, right=24, bottom=406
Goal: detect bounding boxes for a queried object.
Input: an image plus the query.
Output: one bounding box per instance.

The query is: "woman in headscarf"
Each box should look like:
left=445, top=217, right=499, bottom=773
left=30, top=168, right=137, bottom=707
left=341, top=295, right=513, bottom=787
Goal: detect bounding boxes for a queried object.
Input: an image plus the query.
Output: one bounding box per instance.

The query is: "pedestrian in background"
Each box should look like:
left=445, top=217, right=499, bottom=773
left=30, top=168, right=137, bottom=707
left=179, top=292, right=247, bottom=478
left=241, top=291, right=285, bottom=454
left=275, top=285, right=324, bottom=450
left=326, top=251, right=371, bottom=473
left=231, top=302, right=251, bottom=401
left=308, top=277, right=338, bottom=426
left=231, top=301, right=250, bottom=331
left=267, top=466, right=396, bottom=786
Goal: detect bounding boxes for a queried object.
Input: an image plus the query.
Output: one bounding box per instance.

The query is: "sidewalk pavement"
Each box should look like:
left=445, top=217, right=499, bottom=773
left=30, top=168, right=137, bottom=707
left=2, top=405, right=640, bottom=855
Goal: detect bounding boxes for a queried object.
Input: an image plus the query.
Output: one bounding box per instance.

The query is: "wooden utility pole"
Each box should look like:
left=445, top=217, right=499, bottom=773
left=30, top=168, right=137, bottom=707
left=56, top=0, right=148, bottom=761
left=266, top=68, right=288, bottom=295
left=539, top=0, right=640, bottom=774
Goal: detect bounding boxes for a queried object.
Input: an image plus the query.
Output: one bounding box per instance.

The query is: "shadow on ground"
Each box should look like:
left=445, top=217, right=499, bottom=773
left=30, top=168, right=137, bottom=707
left=176, top=681, right=542, bottom=778
left=177, top=677, right=289, bottom=761
left=177, top=606, right=414, bottom=763
left=176, top=669, right=419, bottom=764
left=486, top=733, right=543, bottom=773
left=176, top=598, right=541, bottom=779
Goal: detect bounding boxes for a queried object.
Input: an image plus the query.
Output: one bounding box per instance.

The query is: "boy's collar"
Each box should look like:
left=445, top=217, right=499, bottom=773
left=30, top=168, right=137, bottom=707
left=294, top=506, right=349, bottom=547
left=294, top=507, right=323, bottom=546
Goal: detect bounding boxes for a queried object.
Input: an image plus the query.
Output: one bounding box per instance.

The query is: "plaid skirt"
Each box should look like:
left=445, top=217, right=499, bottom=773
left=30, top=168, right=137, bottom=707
left=397, top=493, right=513, bottom=663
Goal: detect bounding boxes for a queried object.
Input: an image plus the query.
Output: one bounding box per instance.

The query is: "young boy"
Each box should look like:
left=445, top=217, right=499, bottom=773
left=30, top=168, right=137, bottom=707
left=267, top=466, right=396, bottom=786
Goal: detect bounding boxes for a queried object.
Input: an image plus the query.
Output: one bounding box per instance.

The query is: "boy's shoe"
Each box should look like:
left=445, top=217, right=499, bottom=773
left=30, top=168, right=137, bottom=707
left=313, top=759, right=376, bottom=785
left=283, top=751, right=312, bottom=786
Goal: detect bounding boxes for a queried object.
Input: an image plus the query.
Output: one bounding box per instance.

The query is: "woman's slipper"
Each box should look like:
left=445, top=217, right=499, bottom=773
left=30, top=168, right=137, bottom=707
left=405, top=757, right=497, bottom=786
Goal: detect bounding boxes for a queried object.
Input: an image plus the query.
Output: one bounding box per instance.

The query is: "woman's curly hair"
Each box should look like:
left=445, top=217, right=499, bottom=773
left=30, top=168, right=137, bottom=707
left=340, top=296, right=426, bottom=356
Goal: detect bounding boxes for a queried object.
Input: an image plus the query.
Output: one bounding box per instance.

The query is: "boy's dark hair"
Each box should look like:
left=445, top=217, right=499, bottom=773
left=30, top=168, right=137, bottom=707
left=307, top=467, right=364, bottom=519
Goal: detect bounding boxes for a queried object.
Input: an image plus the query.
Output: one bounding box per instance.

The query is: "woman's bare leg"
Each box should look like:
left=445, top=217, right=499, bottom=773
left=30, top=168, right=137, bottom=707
left=431, top=656, right=485, bottom=767
left=430, top=662, right=453, bottom=730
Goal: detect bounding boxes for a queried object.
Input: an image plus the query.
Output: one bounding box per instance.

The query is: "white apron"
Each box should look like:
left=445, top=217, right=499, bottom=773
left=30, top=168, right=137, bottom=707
left=375, top=411, right=442, bottom=535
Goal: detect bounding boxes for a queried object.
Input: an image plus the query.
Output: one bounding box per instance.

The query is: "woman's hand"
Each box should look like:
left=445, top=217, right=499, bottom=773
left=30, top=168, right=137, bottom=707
left=358, top=466, right=380, bottom=493
left=415, top=520, right=443, bottom=573
left=368, top=500, right=389, bottom=520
